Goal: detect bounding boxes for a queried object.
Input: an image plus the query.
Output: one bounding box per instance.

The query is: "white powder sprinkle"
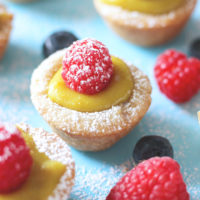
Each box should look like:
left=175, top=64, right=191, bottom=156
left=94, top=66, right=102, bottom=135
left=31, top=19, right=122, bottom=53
left=71, top=159, right=134, bottom=200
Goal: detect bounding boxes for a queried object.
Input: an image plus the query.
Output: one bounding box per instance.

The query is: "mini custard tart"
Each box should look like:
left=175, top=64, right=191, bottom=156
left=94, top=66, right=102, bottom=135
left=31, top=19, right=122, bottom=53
left=0, top=123, right=75, bottom=200
left=31, top=38, right=152, bottom=151
left=0, top=5, right=13, bottom=59
left=94, top=0, right=197, bottom=46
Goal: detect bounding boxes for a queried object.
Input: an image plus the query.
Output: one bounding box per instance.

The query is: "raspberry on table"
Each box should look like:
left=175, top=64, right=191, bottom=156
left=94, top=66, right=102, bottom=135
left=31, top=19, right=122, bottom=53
left=154, top=49, right=200, bottom=103
left=0, top=123, right=32, bottom=193
left=62, top=38, right=113, bottom=95
left=106, top=157, right=189, bottom=200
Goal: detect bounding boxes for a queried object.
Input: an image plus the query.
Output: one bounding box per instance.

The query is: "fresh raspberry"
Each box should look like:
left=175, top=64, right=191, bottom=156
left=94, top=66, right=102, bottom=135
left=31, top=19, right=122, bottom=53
left=106, top=157, right=189, bottom=200
left=0, top=123, right=32, bottom=193
left=154, top=49, right=200, bottom=103
left=62, top=38, right=113, bottom=95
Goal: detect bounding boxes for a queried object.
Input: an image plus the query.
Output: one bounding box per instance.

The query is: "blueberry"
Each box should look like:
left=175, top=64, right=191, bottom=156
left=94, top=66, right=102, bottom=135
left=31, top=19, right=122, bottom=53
left=43, top=31, right=78, bottom=58
left=189, top=38, right=200, bottom=59
left=133, top=135, right=173, bottom=164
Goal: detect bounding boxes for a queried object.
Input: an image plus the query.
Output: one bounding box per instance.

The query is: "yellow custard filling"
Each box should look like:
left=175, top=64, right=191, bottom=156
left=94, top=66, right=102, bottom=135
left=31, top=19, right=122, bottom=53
left=100, top=0, right=185, bottom=15
left=0, top=130, right=66, bottom=200
left=48, top=56, right=133, bottom=112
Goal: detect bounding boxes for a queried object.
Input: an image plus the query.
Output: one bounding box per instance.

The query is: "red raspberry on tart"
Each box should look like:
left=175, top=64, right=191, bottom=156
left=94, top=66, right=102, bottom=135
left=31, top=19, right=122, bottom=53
left=154, top=49, right=200, bottom=103
left=0, top=123, right=32, bottom=193
left=106, top=157, right=189, bottom=200
left=62, top=38, right=113, bottom=94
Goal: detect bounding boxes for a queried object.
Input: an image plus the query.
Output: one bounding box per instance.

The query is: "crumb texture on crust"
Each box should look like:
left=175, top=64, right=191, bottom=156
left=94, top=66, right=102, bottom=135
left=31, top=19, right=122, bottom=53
left=94, top=0, right=196, bottom=28
left=17, top=123, right=75, bottom=200
left=30, top=49, right=152, bottom=138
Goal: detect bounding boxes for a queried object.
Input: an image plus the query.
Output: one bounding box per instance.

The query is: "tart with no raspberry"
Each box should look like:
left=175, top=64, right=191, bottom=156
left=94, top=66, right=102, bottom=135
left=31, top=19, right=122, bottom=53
left=30, top=38, right=152, bottom=151
left=0, top=5, right=13, bottom=59
left=94, top=0, right=197, bottom=46
left=0, top=123, right=75, bottom=200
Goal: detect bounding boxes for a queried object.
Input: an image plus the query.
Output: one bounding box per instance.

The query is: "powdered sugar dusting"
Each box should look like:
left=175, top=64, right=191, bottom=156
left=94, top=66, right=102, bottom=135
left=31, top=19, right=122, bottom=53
left=0, top=123, right=27, bottom=164
left=71, top=159, right=134, bottom=200
left=62, top=38, right=113, bottom=94
left=0, top=122, right=19, bottom=141
left=0, top=146, right=12, bottom=162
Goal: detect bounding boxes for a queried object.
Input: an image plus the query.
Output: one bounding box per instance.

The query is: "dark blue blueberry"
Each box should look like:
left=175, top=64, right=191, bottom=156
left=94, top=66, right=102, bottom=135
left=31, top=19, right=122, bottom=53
left=133, top=135, right=173, bottom=164
left=189, top=38, right=200, bottom=59
left=43, top=31, right=78, bottom=58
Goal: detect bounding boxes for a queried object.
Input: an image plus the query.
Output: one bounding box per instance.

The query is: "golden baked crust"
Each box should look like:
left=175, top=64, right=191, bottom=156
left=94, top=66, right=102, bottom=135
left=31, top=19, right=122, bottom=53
left=30, top=49, right=152, bottom=151
left=17, top=123, right=75, bottom=200
left=94, top=0, right=196, bottom=46
left=0, top=5, right=13, bottom=59
left=198, top=111, right=200, bottom=124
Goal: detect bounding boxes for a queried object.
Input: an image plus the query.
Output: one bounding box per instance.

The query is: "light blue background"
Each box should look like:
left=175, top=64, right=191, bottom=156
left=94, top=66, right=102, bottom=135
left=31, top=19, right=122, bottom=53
left=0, top=0, right=200, bottom=199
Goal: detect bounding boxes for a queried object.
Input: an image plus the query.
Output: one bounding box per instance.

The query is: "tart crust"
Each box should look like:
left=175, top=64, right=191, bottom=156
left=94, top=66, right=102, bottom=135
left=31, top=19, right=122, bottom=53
left=30, top=49, right=152, bottom=151
left=94, top=0, right=196, bottom=46
left=17, top=123, right=75, bottom=200
left=198, top=111, right=200, bottom=124
left=0, top=5, right=13, bottom=59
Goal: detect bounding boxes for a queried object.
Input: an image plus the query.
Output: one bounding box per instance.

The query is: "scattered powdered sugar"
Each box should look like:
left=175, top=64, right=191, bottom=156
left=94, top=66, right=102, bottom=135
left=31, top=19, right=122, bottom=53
left=184, top=167, right=200, bottom=200
left=71, top=159, right=134, bottom=200
left=0, top=122, right=19, bottom=141
left=0, top=146, right=12, bottom=162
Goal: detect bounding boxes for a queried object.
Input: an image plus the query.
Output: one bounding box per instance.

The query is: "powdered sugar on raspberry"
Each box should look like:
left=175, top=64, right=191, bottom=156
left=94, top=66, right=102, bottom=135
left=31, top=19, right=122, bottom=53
left=0, top=123, right=32, bottom=193
left=62, top=38, right=113, bottom=94
left=0, top=124, right=24, bottom=163
left=0, top=123, right=20, bottom=141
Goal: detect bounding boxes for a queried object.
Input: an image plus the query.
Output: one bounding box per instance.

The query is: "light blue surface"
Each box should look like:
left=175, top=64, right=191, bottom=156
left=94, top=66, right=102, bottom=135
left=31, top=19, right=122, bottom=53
left=0, top=0, right=200, bottom=199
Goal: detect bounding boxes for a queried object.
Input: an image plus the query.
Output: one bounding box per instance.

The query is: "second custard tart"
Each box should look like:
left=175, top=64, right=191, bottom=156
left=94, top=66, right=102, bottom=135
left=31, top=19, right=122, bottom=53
left=31, top=38, right=152, bottom=151
left=94, top=0, right=197, bottom=46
